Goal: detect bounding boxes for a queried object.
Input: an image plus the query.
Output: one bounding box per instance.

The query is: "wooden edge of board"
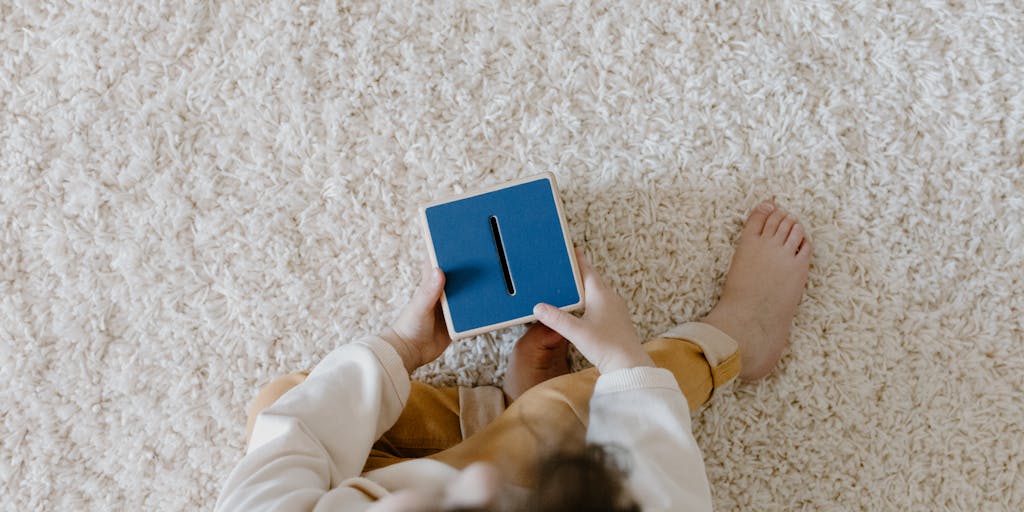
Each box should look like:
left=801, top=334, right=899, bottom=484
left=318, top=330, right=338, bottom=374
left=547, top=173, right=586, bottom=315
left=419, top=172, right=558, bottom=211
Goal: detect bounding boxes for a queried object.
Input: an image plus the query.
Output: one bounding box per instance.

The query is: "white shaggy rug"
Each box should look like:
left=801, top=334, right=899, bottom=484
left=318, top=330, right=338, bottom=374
left=2, top=1, right=1022, bottom=509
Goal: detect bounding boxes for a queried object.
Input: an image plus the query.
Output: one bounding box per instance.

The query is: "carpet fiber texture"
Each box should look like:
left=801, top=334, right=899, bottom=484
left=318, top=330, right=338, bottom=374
left=2, top=1, right=1023, bottom=510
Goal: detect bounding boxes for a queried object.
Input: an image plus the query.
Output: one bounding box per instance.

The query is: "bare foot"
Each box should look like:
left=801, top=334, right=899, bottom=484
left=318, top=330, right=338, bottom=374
left=502, top=324, right=571, bottom=401
left=702, top=201, right=812, bottom=380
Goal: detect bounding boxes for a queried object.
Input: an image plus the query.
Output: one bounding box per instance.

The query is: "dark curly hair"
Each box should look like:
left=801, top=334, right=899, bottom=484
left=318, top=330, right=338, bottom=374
left=524, top=444, right=640, bottom=512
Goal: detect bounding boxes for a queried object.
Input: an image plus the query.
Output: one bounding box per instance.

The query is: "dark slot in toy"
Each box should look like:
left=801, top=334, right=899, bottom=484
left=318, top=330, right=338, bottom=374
left=489, top=215, right=516, bottom=296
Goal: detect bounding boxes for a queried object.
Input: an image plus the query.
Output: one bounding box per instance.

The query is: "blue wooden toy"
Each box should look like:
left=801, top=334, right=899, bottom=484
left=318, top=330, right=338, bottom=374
left=421, top=173, right=584, bottom=340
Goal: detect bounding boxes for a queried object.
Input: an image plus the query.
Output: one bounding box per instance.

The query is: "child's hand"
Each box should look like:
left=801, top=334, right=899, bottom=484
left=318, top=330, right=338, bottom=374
left=380, top=263, right=452, bottom=374
left=532, top=250, right=654, bottom=374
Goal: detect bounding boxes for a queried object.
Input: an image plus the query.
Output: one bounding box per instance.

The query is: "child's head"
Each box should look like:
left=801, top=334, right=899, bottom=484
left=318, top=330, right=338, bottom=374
left=367, top=445, right=639, bottom=512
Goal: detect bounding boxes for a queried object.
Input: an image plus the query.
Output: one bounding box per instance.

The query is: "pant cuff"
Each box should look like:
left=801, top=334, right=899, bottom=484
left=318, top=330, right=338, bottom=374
left=658, top=321, right=741, bottom=396
left=458, top=386, right=506, bottom=439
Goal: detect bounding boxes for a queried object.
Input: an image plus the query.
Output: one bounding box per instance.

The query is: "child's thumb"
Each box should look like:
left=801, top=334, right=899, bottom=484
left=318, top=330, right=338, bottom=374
left=533, top=303, right=587, bottom=344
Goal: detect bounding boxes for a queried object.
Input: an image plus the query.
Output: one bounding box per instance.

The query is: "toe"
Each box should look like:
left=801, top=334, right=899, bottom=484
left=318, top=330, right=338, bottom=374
left=797, top=238, right=813, bottom=260
left=535, top=325, right=566, bottom=350
left=516, top=324, right=566, bottom=352
left=775, top=215, right=796, bottom=242
left=743, top=201, right=775, bottom=238
left=762, top=208, right=787, bottom=237
left=785, top=223, right=805, bottom=252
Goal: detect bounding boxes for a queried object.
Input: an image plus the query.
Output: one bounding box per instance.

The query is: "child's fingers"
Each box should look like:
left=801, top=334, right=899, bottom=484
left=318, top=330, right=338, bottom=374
left=409, top=266, right=445, bottom=313
left=574, top=246, right=589, bottom=272
left=533, top=303, right=588, bottom=344
left=574, top=250, right=614, bottom=308
left=573, top=248, right=596, bottom=289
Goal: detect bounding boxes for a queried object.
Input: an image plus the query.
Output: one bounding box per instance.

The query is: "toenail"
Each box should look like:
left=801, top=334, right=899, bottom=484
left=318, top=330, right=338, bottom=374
left=759, top=201, right=774, bottom=213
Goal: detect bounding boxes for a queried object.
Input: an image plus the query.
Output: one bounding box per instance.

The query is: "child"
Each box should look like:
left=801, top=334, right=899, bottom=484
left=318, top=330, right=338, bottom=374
left=216, top=201, right=811, bottom=511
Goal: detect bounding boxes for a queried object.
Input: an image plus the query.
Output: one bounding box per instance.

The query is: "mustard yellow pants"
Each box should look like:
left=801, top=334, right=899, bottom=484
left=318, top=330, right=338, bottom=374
left=245, top=322, right=741, bottom=486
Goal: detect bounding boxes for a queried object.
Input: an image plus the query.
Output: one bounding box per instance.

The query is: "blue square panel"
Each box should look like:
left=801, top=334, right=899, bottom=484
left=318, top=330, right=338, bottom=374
left=421, top=173, right=583, bottom=339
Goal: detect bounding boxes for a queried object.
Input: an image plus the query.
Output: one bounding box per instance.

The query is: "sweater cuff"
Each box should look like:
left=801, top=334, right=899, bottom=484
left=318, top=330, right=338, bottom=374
left=594, top=366, right=681, bottom=396
left=357, top=336, right=412, bottom=407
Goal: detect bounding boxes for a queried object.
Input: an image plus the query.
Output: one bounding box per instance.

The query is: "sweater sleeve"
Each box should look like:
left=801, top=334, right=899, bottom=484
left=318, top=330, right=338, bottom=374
left=215, top=336, right=411, bottom=512
left=585, top=366, right=714, bottom=512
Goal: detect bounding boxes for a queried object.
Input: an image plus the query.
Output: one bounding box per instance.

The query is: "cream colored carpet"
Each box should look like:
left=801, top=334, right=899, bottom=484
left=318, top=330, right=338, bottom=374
left=2, top=1, right=1022, bottom=509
